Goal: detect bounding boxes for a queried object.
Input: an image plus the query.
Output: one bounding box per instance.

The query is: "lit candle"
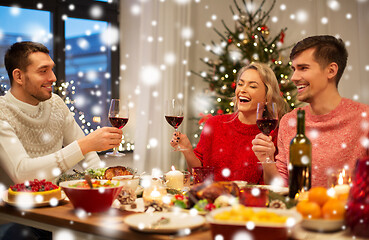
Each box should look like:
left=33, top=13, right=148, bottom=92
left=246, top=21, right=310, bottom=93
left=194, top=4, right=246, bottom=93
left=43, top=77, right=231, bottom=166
left=333, top=170, right=350, bottom=200
left=165, top=166, right=184, bottom=190
left=142, top=178, right=167, bottom=206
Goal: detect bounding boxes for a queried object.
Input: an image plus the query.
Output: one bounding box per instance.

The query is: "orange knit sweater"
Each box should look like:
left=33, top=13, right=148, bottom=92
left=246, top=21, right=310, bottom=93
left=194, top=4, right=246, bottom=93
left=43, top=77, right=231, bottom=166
left=276, top=98, right=369, bottom=187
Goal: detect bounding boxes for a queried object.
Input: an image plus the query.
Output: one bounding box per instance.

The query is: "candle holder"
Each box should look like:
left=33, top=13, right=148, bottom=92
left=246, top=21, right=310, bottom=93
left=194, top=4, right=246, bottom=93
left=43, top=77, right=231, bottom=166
left=239, top=187, right=269, bottom=207
left=183, top=171, right=191, bottom=188
left=165, top=166, right=184, bottom=190
left=345, top=156, right=369, bottom=238
left=328, top=168, right=351, bottom=188
left=327, top=168, right=351, bottom=201
left=142, top=178, right=167, bottom=207
left=192, top=166, right=214, bottom=184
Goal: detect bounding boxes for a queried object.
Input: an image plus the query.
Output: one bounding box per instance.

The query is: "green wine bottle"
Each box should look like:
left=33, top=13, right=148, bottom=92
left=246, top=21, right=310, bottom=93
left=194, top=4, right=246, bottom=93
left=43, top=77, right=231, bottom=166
left=288, top=109, right=312, bottom=199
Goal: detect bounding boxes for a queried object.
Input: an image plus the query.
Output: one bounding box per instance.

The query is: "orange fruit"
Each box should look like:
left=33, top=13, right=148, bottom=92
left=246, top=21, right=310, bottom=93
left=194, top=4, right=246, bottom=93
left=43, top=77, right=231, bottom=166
left=322, top=198, right=346, bottom=220
left=308, top=186, right=329, bottom=207
left=296, top=200, right=322, bottom=219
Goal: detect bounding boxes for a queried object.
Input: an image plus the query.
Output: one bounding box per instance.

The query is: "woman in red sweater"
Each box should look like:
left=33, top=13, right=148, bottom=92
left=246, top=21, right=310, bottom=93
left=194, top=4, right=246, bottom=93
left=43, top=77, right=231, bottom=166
left=170, top=62, right=289, bottom=183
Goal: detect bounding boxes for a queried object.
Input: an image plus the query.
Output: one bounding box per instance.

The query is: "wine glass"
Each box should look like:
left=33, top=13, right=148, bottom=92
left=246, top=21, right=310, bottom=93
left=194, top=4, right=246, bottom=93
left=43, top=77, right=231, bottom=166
left=256, top=102, right=278, bottom=163
left=165, top=99, right=185, bottom=151
left=106, top=99, right=129, bottom=157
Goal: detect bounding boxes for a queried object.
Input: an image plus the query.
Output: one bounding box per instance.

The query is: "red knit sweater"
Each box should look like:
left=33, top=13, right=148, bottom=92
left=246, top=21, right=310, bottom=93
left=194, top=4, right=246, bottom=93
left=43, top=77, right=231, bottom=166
left=276, top=98, right=369, bottom=187
left=194, top=113, right=278, bottom=184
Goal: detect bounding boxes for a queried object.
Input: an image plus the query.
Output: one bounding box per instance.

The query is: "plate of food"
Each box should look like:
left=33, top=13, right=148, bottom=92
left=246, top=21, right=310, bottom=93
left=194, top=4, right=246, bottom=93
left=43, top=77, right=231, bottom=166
left=3, top=179, right=65, bottom=208
left=296, top=186, right=346, bottom=232
left=124, top=212, right=205, bottom=233
left=168, top=181, right=240, bottom=214
left=56, top=166, right=135, bottom=184
left=301, top=218, right=344, bottom=232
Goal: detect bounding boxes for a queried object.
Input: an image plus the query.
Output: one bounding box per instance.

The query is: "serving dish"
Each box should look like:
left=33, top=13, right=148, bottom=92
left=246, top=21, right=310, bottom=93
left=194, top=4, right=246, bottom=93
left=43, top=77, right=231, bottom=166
left=301, top=218, right=344, bottom=232
left=206, top=206, right=302, bottom=240
left=112, top=175, right=140, bottom=192
left=59, top=179, right=123, bottom=212
left=2, top=190, right=65, bottom=208
left=124, top=211, right=205, bottom=233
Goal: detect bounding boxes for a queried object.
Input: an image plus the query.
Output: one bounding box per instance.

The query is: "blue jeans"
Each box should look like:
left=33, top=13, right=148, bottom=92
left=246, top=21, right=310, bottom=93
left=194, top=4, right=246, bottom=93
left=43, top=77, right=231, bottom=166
left=0, top=223, right=51, bottom=240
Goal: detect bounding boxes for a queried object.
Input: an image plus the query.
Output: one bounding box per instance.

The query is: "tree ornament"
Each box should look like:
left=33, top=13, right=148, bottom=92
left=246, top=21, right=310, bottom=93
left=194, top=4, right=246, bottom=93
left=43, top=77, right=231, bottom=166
left=231, top=82, right=236, bottom=89
left=227, top=37, right=233, bottom=43
left=280, top=30, right=285, bottom=44
left=260, top=25, right=269, bottom=37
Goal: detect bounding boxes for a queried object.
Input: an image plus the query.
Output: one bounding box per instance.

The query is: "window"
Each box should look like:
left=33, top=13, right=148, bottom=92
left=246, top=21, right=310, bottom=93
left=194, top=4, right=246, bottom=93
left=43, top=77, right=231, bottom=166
left=0, top=6, right=52, bottom=87
left=0, top=0, right=120, bottom=131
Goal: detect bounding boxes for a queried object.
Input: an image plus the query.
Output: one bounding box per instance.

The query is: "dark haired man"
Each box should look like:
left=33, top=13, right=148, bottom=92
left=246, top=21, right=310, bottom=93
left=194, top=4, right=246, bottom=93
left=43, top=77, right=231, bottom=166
left=0, top=41, right=123, bottom=186
left=252, top=35, right=369, bottom=187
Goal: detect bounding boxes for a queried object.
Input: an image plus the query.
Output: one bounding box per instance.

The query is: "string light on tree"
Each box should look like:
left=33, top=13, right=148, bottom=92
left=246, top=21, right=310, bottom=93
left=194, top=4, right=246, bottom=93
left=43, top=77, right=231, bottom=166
left=58, top=80, right=134, bottom=153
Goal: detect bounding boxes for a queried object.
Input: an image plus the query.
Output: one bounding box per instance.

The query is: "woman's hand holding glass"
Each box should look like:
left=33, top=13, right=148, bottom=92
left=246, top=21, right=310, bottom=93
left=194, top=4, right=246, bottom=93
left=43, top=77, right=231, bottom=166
left=251, top=133, right=276, bottom=164
left=169, top=131, right=192, bottom=152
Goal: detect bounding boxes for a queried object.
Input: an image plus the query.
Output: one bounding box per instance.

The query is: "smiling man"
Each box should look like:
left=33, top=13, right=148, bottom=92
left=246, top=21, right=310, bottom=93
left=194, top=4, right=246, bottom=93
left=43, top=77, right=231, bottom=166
left=252, top=35, right=369, bottom=187
left=0, top=41, right=123, bottom=188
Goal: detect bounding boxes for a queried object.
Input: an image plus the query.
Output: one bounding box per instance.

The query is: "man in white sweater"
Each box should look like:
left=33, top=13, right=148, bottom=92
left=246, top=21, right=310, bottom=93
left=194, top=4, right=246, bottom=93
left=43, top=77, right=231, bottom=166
left=0, top=41, right=123, bottom=186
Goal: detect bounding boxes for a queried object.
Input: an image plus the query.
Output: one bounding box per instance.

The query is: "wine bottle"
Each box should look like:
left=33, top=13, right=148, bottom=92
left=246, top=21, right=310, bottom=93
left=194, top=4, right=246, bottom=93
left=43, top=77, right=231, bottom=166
left=288, top=109, right=312, bottom=199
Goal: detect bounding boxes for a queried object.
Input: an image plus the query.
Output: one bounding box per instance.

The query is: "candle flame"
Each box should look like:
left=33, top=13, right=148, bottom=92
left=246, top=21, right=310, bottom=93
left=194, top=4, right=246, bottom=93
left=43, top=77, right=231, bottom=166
left=171, top=165, right=176, bottom=171
left=150, top=188, right=161, bottom=198
left=338, top=172, right=344, bottom=185
left=295, top=192, right=299, bottom=199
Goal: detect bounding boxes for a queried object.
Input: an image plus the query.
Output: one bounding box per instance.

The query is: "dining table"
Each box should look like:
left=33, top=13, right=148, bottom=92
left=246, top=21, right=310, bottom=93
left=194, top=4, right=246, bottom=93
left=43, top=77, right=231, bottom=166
left=0, top=199, right=211, bottom=240
left=0, top=192, right=367, bottom=240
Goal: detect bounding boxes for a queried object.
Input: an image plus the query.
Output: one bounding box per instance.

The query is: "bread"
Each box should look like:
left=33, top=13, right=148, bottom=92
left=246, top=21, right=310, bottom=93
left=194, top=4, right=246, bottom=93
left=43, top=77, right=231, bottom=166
left=103, top=166, right=132, bottom=180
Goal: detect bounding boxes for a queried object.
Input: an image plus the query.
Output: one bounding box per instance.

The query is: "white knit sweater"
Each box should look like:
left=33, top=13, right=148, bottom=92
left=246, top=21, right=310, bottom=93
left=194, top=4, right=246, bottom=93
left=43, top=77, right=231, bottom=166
left=0, top=91, right=101, bottom=186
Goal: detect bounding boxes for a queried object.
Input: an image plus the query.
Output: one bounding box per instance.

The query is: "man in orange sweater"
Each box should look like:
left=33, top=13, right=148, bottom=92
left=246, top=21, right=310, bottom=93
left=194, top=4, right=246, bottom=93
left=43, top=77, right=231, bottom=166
left=252, top=35, right=369, bottom=187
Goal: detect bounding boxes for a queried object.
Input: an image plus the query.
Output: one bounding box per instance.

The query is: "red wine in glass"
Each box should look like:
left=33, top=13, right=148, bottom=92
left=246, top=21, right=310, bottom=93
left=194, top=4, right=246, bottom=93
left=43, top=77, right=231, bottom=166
left=165, top=116, right=184, bottom=129
left=256, top=119, right=278, bottom=136
left=109, top=117, right=129, bottom=129
left=106, top=99, right=129, bottom=157
left=256, top=102, right=278, bottom=163
left=165, top=99, right=185, bottom=151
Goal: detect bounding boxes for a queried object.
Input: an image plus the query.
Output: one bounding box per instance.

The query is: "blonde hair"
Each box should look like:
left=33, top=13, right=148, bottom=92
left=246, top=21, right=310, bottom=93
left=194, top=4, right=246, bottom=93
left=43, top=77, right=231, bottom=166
left=233, top=62, right=290, bottom=120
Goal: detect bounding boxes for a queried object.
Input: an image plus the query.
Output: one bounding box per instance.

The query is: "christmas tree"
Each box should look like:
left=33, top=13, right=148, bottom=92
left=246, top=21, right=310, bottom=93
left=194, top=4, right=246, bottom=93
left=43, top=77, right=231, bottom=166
left=193, top=0, right=299, bottom=137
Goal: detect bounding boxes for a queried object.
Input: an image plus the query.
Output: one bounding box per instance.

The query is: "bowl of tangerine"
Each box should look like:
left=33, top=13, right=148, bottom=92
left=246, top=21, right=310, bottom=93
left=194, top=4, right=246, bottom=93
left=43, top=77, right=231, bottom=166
left=296, top=186, right=346, bottom=232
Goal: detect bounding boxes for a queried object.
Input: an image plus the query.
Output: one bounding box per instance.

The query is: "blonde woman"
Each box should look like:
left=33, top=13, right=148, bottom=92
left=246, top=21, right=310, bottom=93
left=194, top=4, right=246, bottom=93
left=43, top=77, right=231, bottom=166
left=171, top=63, right=289, bottom=183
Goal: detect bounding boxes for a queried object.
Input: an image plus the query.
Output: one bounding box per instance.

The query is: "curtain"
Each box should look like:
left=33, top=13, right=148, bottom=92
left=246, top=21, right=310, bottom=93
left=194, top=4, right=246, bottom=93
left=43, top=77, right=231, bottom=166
left=119, top=0, right=191, bottom=174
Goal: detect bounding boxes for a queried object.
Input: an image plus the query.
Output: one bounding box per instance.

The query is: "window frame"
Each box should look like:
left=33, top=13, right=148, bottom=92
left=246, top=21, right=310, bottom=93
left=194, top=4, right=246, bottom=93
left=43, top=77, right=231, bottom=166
left=0, top=0, right=120, bottom=99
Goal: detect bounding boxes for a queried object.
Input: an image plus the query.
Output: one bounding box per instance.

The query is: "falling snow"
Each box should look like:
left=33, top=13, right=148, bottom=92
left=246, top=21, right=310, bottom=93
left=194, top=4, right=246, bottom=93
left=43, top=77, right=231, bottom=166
left=0, top=4, right=368, bottom=238
left=221, top=168, right=231, bottom=177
